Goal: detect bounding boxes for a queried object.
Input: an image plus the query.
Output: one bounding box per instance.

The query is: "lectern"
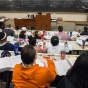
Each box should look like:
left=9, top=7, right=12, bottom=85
left=36, top=15, right=51, bottom=31
left=14, top=14, right=51, bottom=31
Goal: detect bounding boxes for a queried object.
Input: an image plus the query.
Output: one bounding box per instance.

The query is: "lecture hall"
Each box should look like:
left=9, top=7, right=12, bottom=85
left=0, top=0, right=88, bottom=88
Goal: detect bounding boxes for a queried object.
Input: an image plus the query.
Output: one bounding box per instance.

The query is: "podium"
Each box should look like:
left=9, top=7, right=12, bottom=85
left=14, top=18, right=36, bottom=28
left=36, top=15, right=51, bottom=31
left=14, top=14, right=51, bottom=31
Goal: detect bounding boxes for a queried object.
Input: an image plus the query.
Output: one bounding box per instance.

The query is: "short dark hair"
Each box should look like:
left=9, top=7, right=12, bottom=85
left=21, top=45, right=36, bottom=64
left=58, top=26, right=63, bottom=32
left=15, top=26, right=19, bottom=30
left=66, top=52, right=88, bottom=88
left=29, top=36, right=36, bottom=46
left=34, top=31, right=41, bottom=39
left=51, top=36, right=59, bottom=46
left=84, top=26, right=87, bottom=31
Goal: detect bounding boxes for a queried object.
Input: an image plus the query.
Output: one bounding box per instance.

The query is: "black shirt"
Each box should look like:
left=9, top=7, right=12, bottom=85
left=80, top=31, right=88, bottom=35
left=0, top=42, right=14, bottom=51
left=3, top=29, right=15, bottom=36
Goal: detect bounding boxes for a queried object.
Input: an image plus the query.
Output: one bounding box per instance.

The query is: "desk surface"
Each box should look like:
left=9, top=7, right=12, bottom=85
left=68, top=41, right=88, bottom=51
left=36, top=39, right=88, bottom=51
left=75, top=21, right=88, bottom=25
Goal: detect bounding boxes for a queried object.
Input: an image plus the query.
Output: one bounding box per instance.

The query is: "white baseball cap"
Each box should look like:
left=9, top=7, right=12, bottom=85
left=21, top=27, right=27, bottom=31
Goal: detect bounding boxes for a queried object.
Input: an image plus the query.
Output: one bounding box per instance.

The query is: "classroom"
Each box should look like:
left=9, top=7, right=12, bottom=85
left=0, top=0, right=88, bottom=88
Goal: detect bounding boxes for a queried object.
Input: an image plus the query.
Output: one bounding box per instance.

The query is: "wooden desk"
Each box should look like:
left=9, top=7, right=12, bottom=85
left=75, top=21, right=88, bottom=26
left=5, top=53, right=78, bottom=88
left=68, top=41, right=88, bottom=54
left=14, top=18, right=36, bottom=28
left=14, top=15, right=51, bottom=31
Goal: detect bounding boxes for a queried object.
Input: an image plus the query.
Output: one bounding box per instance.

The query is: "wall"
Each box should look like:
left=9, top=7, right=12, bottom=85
left=0, top=12, right=87, bottom=21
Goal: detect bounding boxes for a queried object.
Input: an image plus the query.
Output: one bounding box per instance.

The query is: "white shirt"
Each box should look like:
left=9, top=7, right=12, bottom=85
left=47, top=44, right=64, bottom=54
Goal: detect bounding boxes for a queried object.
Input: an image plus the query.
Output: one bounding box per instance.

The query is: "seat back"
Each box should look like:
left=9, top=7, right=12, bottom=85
left=56, top=17, right=63, bottom=26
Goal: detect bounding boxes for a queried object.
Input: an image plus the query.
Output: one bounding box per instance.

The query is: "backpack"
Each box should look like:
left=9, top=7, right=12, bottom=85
left=1, top=50, right=11, bottom=58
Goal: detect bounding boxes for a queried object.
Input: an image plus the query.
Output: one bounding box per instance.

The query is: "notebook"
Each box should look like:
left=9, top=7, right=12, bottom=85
left=0, top=55, right=46, bottom=72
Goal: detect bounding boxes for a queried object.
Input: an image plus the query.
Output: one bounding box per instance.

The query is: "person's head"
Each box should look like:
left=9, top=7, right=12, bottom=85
left=58, top=26, right=63, bottom=32
left=29, top=36, right=36, bottom=46
left=0, top=25, right=5, bottom=30
left=31, top=26, right=35, bottom=30
left=51, top=36, right=59, bottom=46
left=15, top=26, right=20, bottom=30
left=21, top=45, right=36, bottom=65
left=66, top=52, right=88, bottom=88
left=84, top=26, right=87, bottom=31
left=0, top=31, right=7, bottom=44
left=34, top=31, right=42, bottom=39
left=20, top=31, right=26, bottom=35
left=19, top=31, right=26, bottom=39
left=21, top=27, right=27, bottom=31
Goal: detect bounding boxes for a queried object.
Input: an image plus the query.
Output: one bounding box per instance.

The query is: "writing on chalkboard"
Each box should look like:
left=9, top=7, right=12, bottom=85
left=0, top=0, right=88, bottom=12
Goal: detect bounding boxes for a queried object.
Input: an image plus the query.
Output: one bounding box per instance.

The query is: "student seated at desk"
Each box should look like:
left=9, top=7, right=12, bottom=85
left=0, top=31, right=14, bottom=51
left=33, top=30, right=42, bottom=39
left=29, top=36, right=47, bottom=53
left=19, top=30, right=26, bottom=39
left=19, top=27, right=33, bottom=39
left=12, top=45, right=56, bottom=88
left=57, top=26, right=76, bottom=41
left=57, top=52, right=88, bottom=88
left=80, top=26, right=88, bottom=35
left=19, top=27, right=28, bottom=39
left=14, top=26, right=21, bottom=38
left=47, top=36, right=69, bottom=54
left=3, top=24, right=15, bottom=36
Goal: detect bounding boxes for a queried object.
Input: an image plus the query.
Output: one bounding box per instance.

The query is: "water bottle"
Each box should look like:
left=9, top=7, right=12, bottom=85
left=64, top=41, right=69, bottom=53
left=70, top=31, right=72, bottom=37
left=14, top=43, right=19, bottom=55
left=82, top=40, right=85, bottom=49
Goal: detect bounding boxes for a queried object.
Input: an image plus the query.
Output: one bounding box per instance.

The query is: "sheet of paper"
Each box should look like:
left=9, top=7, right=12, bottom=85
left=36, top=59, right=45, bottom=67
left=0, top=57, right=11, bottom=70
left=10, top=55, right=21, bottom=68
left=66, top=56, right=77, bottom=66
left=54, top=59, right=71, bottom=76
left=0, top=19, right=4, bottom=22
left=37, top=55, right=48, bottom=67
left=7, top=36, right=14, bottom=42
left=76, top=40, right=88, bottom=46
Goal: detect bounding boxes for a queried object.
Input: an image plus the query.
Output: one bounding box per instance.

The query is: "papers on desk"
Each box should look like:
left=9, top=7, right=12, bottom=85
left=36, top=59, right=45, bottom=67
left=36, top=41, right=73, bottom=51
left=54, top=55, right=77, bottom=76
left=36, top=41, right=49, bottom=48
left=54, top=59, right=71, bottom=76
left=76, top=40, right=88, bottom=46
left=0, top=19, right=4, bottom=22
left=44, top=31, right=58, bottom=39
left=0, top=55, right=21, bottom=72
left=0, top=55, right=47, bottom=72
left=59, top=42, right=73, bottom=51
left=7, top=36, right=14, bottom=42
left=72, top=31, right=79, bottom=36
left=79, top=36, right=88, bottom=40
left=66, top=55, right=77, bottom=66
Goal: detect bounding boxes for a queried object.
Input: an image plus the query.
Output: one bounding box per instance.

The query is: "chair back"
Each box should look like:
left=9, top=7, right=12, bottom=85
left=56, top=17, right=63, bottom=26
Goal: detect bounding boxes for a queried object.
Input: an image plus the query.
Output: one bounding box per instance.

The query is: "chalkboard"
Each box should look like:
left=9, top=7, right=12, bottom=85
left=0, top=0, right=88, bottom=12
